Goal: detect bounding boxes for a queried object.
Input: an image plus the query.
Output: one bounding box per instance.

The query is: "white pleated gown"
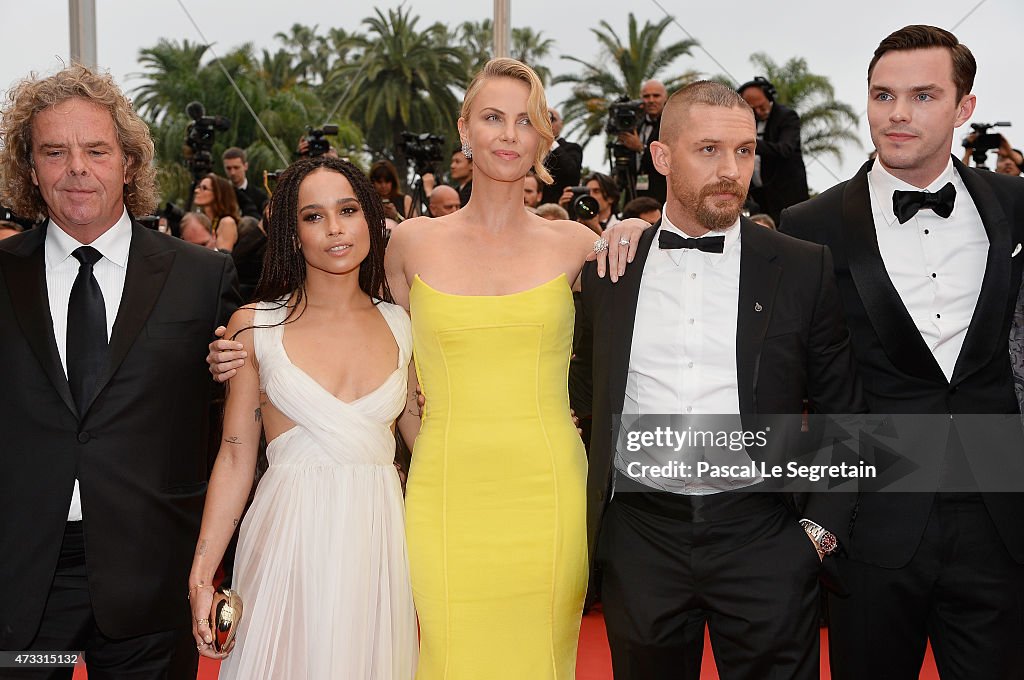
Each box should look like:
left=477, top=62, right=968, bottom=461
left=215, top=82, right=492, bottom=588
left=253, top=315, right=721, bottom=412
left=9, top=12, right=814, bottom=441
left=218, top=300, right=417, bottom=680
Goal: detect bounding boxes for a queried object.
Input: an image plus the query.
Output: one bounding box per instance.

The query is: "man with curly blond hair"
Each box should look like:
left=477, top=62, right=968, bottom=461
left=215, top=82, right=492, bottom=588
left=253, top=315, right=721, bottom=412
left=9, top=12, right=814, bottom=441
left=0, top=64, right=239, bottom=679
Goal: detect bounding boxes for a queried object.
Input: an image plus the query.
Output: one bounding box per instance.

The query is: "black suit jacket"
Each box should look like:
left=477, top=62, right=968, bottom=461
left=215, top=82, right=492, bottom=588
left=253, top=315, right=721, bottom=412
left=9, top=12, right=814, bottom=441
left=233, top=184, right=263, bottom=220
left=570, top=219, right=865, bottom=576
left=0, top=220, right=239, bottom=648
left=781, top=158, right=1024, bottom=567
left=541, top=138, right=584, bottom=205
left=750, top=103, right=809, bottom=223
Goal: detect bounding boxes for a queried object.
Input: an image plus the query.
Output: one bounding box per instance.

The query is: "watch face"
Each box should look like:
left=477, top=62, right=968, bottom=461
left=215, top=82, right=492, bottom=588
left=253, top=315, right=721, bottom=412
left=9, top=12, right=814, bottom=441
left=819, top=532, right=838, bottom=554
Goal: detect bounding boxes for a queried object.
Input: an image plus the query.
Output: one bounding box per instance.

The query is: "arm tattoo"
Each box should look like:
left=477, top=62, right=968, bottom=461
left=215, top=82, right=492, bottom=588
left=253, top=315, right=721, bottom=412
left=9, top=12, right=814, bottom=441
left=232, top=518, right=239, bottom=528
left=197, top=539, right=208, bottom=556
left=224, top=436, right=241, bottom=445
left=254, top=407, right=262, bottom=423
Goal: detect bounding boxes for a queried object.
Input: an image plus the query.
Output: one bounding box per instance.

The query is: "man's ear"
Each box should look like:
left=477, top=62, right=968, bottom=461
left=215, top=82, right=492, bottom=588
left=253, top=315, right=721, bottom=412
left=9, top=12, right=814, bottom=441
left=650, top=141, right=671, bottom=177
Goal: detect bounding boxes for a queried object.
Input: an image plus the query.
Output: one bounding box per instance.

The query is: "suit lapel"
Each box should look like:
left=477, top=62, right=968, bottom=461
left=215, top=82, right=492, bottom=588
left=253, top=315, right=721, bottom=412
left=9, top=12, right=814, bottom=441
left=81, top=223, right=175, bottom=417
left=950, top=158, right=1013, bottom=384
left=2, top=225, right=78, bottom=417
left=607, top=225, right=658, bottom=416
left=841, top=161, right=945, bottom=381
left=735, top=220, right=781, bottom=413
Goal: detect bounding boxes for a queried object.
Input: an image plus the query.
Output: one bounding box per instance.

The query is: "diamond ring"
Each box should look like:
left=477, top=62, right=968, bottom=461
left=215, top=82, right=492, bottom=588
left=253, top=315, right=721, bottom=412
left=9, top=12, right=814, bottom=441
left=593, top=238, right=609, bottom=254
left=618, top=238, right=630, bottom=246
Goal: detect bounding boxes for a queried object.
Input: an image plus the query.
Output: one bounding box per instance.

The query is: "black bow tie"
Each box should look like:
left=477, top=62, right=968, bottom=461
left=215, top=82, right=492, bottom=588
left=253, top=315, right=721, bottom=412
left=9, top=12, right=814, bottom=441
left=658, top=230, right=725, bottom=253
left=892, top=182, right=956, bottom=224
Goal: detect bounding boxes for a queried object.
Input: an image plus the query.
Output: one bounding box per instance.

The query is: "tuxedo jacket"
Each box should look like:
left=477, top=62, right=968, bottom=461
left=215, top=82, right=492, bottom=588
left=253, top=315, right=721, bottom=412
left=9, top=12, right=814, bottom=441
left=749, top=103, right=809, bottom=223
left=541, top=138, right=584, bottom=205
left=0, top=220, right=239, bottom=648
left=570, top=219, right=865, bottom=574
left=781, top=157, right=1024, bottom=567
left=240, top=182, right=268, bottom=217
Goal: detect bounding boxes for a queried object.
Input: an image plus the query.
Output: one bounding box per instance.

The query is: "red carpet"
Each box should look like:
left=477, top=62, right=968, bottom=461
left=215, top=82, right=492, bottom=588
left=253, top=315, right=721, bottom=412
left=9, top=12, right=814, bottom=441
left=73, top=609, right=941, bottom=679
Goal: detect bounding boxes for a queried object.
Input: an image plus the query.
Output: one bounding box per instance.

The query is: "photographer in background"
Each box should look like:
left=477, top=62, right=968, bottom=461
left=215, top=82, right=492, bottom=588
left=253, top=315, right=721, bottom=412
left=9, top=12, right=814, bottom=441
left=429, top=185, right=462, bottom=217
left=962, top=125, right=1023, bottom=176
left=540, top=108, right=583, bottom=204
left=370, top=159, right=414, bottom=221
left=222, top=147, right=266, bottom=218
left=560, top=172, right=621, bottom=233
left=524, top=173, right=543, bottom=208
left=739, top=77, right=809, bottom=223
left=616, top=80, right=668, bottom=204
left=622, top=196, right=662, bottom=224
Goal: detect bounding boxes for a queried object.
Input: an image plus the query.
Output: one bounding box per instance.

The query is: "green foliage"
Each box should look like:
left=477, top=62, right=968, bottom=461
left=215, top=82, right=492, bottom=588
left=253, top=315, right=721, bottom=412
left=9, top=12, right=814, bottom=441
left=553, top=13, right=700, bottom=145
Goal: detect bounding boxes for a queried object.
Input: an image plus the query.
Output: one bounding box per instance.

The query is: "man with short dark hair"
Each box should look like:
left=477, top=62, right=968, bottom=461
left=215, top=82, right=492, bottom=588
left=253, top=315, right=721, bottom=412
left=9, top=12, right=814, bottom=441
left=222, top=147, right=266, bottom=218
left=739, top=77, right=809, bottom=224
left=781, top=25, right=1024, bottom=679
left=572, top=80, right=864, bottom=679
left=523, top=173, right=543, bottom=208
left=622, top=196, right=662, bottom=224
left=0, top=65, right=239, bottom=679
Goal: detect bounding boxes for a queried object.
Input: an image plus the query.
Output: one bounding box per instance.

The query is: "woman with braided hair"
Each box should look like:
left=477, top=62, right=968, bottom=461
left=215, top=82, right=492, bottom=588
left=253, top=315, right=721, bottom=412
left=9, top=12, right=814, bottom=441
left=188, top=155, right=419, bottom=679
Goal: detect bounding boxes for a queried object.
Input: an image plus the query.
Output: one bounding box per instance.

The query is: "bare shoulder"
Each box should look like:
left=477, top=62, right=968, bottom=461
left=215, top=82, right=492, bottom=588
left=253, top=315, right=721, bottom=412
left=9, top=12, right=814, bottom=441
left=388, top=215, right=435, bottom=251
left=225, top=305, right=259, bottom=348
left=539, top=217, right=601, bottom=254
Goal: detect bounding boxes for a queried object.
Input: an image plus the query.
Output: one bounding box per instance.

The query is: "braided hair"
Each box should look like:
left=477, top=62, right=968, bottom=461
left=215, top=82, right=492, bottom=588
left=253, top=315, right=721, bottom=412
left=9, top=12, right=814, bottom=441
left=253, top=156, right=393, bottom=326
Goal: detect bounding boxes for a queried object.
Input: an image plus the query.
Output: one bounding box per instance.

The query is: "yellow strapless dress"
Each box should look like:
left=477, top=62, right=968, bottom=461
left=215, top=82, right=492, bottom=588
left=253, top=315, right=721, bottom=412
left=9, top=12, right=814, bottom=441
left=407, top=274, right=588, bottom=679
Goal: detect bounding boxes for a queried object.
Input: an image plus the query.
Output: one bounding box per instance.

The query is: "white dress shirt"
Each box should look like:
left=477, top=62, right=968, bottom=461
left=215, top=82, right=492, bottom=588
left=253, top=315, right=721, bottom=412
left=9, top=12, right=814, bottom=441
left=45, top=208, right=132, bottom=521
left=616, top=212, right=757, bottom=494
left=868, top=159, right=988, bottom=381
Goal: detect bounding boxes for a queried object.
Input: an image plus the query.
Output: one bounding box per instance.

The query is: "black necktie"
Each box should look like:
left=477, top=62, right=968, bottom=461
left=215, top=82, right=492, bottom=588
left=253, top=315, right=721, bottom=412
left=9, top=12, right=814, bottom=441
left=658, top=230, right=725, bottom=253
left=892, top=182, right=956, bottom=224
left=66, top=246, right=108, bottom=413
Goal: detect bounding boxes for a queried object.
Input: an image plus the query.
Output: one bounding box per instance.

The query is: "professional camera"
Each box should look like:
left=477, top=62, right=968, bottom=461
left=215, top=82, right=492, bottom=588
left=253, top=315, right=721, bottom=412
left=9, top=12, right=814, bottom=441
left=399, top=131, right=446, bottom=175
left=0, top=205, right=38, bottom=230
left=605, top=96, right=645, bottom=135
left=567, top=186, right=600, bottom=222
left=183, top=101, right=231, bottom=182
left=303, top=124, right=339, bottom=158
left=962, top=121, right=1011, bottom=168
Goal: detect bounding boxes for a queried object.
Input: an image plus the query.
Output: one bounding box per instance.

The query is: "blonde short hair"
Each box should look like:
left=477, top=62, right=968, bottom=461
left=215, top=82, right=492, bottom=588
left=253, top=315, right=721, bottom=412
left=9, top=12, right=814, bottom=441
left=0, top=64, right=158, bottom=220
left=461, top=58, right=554, bottom=185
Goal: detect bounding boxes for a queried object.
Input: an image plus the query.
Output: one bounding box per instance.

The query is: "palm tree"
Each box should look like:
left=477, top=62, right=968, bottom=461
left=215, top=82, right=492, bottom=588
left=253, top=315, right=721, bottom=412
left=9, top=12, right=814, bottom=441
left=554, top=13, right=700, bottom=144
left=457, top=20, right=555, bottom=84
left=743, top=52, right=860, bottom=163
left=132, top=39, right=211, bottom=123
left=327, top=7, right=469, bottom=179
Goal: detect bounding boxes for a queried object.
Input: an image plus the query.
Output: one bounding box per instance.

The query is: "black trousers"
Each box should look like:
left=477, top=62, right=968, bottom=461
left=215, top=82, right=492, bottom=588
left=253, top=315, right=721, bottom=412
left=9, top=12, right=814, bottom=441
left=0, top=523, right=197, bottom=680
left=828, top=493, right=1024, bottom=680
left=599, top=488, right=821, bottom=680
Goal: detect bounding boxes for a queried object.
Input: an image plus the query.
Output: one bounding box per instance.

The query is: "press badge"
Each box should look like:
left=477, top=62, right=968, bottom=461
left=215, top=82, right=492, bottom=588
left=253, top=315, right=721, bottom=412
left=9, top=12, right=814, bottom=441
left=636, top=174, right=650, bottom=191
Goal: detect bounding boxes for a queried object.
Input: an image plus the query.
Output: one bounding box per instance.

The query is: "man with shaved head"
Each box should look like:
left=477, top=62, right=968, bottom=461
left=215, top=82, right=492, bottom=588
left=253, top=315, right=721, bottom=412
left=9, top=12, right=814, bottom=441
left=617, top=79, right=669, bottom=205
left=571, top=80, right=864, bottom=679
left=428, top=184, right=462, bottom=217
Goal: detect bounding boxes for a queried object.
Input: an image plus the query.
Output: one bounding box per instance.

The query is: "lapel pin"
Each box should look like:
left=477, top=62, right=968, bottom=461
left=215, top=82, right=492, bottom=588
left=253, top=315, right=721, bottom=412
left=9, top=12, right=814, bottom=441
left=1013, top=243, right=1022, bottom=257
left=754, top=302, right=763, bottom=312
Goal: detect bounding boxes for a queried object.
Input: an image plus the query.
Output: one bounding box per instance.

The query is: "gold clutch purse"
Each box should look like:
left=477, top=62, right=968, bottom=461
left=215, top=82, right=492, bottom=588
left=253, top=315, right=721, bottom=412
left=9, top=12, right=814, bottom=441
left=210, top=588, right=244, bottom=654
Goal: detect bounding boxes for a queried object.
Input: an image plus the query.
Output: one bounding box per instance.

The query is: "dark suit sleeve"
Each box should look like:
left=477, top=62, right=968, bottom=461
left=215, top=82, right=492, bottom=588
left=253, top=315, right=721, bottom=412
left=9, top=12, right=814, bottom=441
left=800, top=245, right=866, bottom=549
left=215, top=252, right=242, bottom=328
left=569, top=264, right=595, bottom=419
left=758, top=107, right=803, bottom=163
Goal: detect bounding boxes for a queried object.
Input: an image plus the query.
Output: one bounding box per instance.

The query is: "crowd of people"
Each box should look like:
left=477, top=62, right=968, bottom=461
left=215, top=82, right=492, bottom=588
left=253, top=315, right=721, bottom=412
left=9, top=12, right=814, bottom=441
left=1, top=21, right=1023, bottom=680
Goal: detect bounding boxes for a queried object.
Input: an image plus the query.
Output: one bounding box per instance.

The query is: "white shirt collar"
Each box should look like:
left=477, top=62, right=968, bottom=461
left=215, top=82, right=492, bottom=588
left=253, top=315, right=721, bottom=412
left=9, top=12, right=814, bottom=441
left=45, top=207, right=132, bottom=270
left=868, top=157, right=958, bottom=227
left=238, top=179, right=248, bottom=191
left=658, top=207, right=741, bottom=260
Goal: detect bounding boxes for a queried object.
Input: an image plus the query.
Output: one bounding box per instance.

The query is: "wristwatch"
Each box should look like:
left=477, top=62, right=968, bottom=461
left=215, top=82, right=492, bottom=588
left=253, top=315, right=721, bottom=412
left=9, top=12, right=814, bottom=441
left=799, top=519, right=838, bottom=556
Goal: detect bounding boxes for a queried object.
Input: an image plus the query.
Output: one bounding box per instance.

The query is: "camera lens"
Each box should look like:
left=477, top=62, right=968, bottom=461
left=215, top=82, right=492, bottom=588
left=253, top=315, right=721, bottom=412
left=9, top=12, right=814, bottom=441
left=572, top=195, right=600, bottom=221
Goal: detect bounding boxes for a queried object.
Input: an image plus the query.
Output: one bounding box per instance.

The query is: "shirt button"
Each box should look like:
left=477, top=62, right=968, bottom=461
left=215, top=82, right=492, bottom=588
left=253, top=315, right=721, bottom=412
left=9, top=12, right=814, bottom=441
left=77, top=432, right=90, bottom=444
left=688, top=318, right=695, bottom=325
left=686, top=406, right=693, bottom=413
left=924, top=229, right=930, bottom=235
left=690, top=273, right=697, bottom=279
left=936, top=313, right=941, bottom=319
left=931, top=273, right=937, bottom=278
left=688, top=361, right=694, bottom=368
